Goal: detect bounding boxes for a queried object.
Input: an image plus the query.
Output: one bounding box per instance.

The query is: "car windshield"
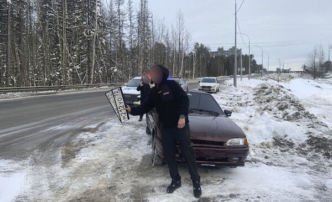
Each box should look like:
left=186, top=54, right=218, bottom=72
left=126, top=79, right=141, bottom=87
left=187, top=92, right=224, bottom=116
left=169, top=78, right=180, bottom=83
left=201, top=78, right=216, bottom=83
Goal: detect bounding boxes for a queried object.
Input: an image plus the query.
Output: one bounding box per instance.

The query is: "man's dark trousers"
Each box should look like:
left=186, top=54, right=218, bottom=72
left=161, top=123, right=200, bottom=182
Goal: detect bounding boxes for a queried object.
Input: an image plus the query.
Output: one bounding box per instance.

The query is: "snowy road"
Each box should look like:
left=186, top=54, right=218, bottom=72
left=0, top=82, right=198, bottom=202
left=0, top=91, right=115, bottom=130
left=0, top=82, right=199, bottom=159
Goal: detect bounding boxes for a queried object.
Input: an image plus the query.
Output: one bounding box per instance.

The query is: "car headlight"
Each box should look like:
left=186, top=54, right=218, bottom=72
left=226, top=138, right=248, bottom=146
left=211, top=85, right=215, bottom=88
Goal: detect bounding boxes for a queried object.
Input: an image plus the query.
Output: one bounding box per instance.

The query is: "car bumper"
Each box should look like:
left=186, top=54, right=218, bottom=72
left=177, top=145, right=249, bottom=167
left=198, top=87, right=217, bottom=92
left=123, top=94, right=140, bottom=106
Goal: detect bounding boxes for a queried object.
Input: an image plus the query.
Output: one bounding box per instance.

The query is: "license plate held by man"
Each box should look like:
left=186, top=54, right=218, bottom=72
left=105, top=87, right=130, bottom=123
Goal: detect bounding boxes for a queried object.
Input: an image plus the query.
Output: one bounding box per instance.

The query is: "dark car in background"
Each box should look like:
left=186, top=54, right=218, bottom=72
left=146, top=90, right=249, bottom=167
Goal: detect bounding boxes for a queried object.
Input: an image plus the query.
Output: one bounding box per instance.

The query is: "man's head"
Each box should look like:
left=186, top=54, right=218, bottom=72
left=142, top=75, right=150, bottom=84
left=150, top=64, right=169, bottom=85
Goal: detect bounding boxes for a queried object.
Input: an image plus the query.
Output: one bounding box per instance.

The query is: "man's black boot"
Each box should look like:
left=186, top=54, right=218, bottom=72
left=193, top=179, right=202, bottom=198
left=167, top=177, right=181, bottom=193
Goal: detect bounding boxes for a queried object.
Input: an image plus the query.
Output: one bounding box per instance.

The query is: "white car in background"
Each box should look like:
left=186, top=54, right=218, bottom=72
left=198, top=77, right=220, bottom=93
left=121, top=76, right=142, bottom=106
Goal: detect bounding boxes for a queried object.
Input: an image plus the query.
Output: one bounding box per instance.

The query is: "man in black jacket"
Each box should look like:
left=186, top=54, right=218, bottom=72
left=124, top=64, right=202, bottom=198
left=136, top=75, right=151, bottom=121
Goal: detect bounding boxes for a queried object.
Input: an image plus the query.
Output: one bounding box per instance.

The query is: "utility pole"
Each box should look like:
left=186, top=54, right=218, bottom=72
left=240, top=49, right=243, bottom=81
left=234, top=0, right=237, bottom=87
left=261, top=51, right=263, bottom=77
left=247, top=39, right=251, bottom=80
left=240, top=33, right=251, bottom=80
left=263, top=51, right=269, bottom=74
left=193, top=49, right=196, bottom=80
left=278, top=58, right=281, bottom=82
left=329, top=44, right=332, bottom=62
left=253, top=45, right=263, bottom=77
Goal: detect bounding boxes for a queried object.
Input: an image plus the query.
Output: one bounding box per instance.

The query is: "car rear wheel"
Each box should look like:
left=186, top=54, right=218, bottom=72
left=146, top=126, right=151, bottom=135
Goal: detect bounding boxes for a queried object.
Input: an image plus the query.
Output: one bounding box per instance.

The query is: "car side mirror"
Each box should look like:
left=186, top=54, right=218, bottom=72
left=224, top=110, right=232, bottom=117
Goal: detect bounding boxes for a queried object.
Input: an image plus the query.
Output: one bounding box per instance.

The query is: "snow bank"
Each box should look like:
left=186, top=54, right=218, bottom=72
left=212, top=76, right=332, bottom=200
left=0, top=160, right=26, bottom=202
left=326, top=179, right=332, bottom=190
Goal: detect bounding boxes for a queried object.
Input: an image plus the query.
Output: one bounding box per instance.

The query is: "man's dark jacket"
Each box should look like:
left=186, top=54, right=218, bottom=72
left=137, top=83, right=150, bottom=102
left=130, top=66, right=189, bottom=128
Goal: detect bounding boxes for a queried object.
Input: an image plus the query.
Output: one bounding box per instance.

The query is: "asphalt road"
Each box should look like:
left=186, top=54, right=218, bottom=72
left=0, top=82, right=199, bottom=160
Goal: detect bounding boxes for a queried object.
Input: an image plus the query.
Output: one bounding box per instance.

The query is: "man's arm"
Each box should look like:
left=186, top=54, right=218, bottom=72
left=172, top=81, right=189, bottom=117
left=127, top=90, right=155, bottom=115
left=136, top=83, right=143, bottom=91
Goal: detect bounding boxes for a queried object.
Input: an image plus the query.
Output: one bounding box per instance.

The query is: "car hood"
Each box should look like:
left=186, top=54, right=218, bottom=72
left=200, top=83, right=217, bottom=86
left=121, top=86, right=139, bottom=95
left=189, top=115, right=246, bottom=143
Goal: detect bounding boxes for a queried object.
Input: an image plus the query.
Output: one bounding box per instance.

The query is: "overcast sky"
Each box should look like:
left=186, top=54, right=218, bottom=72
left=132, top=0, right=332, bottom=71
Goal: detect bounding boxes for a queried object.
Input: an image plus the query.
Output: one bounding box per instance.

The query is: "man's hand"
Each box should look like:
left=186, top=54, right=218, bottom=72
left=124, top=105, right=131, bottom=113
left=140, top=83, right=144, bottom=86
left=177, top=117, right=185, bottom=128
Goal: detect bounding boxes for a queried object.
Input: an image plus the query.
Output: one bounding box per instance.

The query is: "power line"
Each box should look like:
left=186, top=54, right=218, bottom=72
left=236, top=17, right=248, bottom=48
left=236, top=0, right=245, bottom=13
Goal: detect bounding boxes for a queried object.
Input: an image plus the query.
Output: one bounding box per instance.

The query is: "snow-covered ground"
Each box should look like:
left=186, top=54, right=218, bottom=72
left=1, top=74, right=331, bottom=201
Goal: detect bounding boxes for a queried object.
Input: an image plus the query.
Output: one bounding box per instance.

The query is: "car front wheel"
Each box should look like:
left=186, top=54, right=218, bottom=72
left=151, top=134, right=165, bottom=166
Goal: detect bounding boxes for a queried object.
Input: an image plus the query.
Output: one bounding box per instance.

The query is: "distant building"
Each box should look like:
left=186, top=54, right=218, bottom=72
left=276, top=68, right=293, bottom=73
left=210, top=49, right=242, bottom=57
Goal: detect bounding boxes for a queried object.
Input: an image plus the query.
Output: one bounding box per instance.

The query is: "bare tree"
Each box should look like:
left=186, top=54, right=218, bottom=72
left=306, top=45, right=326, bottom=79
left=91, top=0, right=99, bottom=84
left=176, top=10, right=185, bottom=76
left=127, top=0, right=135, bottom=78
left=7, top=1, right=11, bottom=86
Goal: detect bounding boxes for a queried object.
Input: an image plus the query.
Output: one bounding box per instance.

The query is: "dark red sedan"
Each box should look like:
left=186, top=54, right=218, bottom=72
left=146, top=90, right=249, bottom=167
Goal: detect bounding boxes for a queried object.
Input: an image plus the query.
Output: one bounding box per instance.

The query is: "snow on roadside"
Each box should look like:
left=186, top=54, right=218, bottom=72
left=211, top=76, right=332, bottom=201
left=278, top=78, right=332, bottom=129
left=0, top=160, right=27, bottom=202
